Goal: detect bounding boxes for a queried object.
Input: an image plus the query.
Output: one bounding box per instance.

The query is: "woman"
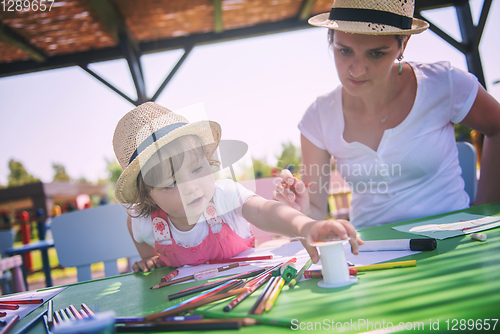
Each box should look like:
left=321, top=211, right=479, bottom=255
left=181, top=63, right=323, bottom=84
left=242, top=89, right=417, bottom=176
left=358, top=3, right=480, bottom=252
left=274, top=0, right=500, bottom=229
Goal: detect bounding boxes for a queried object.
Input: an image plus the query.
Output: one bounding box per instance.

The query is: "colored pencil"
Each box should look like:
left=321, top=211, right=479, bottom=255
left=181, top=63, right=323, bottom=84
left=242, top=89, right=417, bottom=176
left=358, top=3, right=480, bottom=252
left=151, top=263, right=240, bottom=290
left=248, top=276, right=277, bottom=315
left=0, top=312, right=5, bottom=317
left=168, top=267, right=267, bottom=301
left=252, top=276, right=279, bottom=315
left=288, top=258, right=312, bottom=289
left=304, top=268, right=357, bottom=278
left=42, top=315, right=51, bottom=334
left=165, top=315, right=203, bottom=321
left=52, top=310, right=63, bottom=325
left=0, top=305, right=18, bottom=310
left=58, top=309, right=70, bottom=322
left=265, top=277, right=285, bottom=311
left=116, top=318, right=255, bottom=332
left=64, top=307, right=76, bottom=321
left=206, top=255, right=273, bottom=264
left=0, top=315, right=19, bottom=334
left=355, top=260, right=417, bottom=271
left=193, top=309, right=293, bottom=327
left=223, top=269, right=273, bottom=312
left=115, top=317, right=146, bottom=324
left=0, top=320, right=5, bottom=326
left=47, top=300, right=53, bottom=327
left=17, top=309, right=48, bottom=334
left=144, top=287, right=248, bottom=321
left=69, top=305, right=84, bottom=320
left=282, top=182, right=311, bottom=188
left=81, top=303, right=95, bottom=317
left=0, top=299, right=43, bottom=305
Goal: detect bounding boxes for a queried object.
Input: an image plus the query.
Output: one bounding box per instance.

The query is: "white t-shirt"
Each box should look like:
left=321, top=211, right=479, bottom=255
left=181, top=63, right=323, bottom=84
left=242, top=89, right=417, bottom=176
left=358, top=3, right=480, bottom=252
left=130, top=179, right=255, bottom=247
left=298, top=62, right=479, bottom=229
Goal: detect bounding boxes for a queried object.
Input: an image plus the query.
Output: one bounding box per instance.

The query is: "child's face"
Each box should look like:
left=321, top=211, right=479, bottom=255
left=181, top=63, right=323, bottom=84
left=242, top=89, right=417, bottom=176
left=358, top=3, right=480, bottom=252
left=149, top=151, right=216, bottom=226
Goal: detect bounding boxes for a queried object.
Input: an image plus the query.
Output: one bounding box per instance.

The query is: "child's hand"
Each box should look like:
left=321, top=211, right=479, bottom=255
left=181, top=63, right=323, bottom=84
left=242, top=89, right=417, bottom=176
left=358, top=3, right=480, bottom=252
left=132, top=255, right=162, bottom=273
left=300, top=219, right=364, bottom=263
left=273, top=169, right=310, bottom=214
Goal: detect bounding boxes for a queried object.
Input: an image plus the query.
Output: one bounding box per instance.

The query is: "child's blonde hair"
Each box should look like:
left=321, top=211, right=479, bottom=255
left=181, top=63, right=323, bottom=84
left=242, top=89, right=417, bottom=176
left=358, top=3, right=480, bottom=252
left=130, top=135, right=219, bottom=218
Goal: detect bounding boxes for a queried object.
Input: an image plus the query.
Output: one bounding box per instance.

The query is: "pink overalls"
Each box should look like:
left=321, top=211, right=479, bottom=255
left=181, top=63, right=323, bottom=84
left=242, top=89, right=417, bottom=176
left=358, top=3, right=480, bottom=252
left=151, top=201, right=255, bottom=267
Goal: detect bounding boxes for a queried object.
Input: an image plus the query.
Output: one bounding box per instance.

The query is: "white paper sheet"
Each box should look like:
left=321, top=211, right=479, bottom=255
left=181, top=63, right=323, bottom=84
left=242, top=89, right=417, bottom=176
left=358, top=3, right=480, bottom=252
left=170, top=241, right=420, bottom=284
left=392, top=213, right=500, bottom=239
left=0, top=287, right=66, bottom=322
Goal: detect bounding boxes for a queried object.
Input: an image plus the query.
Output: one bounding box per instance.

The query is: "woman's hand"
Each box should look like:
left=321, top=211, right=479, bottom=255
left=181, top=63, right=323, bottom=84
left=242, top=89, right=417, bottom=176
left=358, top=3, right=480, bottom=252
left=273, top=169, right=311, bottom=215
left=299, top=219, right=364, bottom=263
left=132, top=255, right=162, bottom=273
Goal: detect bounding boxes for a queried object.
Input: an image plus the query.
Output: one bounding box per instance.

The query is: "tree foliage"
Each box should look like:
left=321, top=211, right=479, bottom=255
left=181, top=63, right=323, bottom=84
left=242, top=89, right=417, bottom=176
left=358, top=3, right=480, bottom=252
left=106, top=159, right=123, bottom=184
left=7, top=159, right=40, bottom=187
left=52, top=163, right=71, bottom=181
left=276, top=142, right=302, bottom=174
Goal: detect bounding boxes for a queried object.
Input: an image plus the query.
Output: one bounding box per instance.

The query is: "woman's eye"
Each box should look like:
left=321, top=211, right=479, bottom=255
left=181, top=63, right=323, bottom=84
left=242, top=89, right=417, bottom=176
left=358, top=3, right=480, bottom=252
left=338, top=48, right=351, bottom=55
left=369, top=51, right=385, bottom=58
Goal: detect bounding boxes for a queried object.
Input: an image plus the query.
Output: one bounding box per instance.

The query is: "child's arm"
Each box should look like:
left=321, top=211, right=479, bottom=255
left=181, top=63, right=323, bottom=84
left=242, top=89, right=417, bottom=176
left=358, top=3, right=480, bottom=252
left=242, top=196, right=362, bottom=263
left=126, top=215, right=163, bottom=273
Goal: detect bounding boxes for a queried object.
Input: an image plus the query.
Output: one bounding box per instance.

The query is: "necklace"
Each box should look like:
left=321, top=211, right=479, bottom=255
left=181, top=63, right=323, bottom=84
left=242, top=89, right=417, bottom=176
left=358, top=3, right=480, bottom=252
left=372, top=67, right=395, bottom=123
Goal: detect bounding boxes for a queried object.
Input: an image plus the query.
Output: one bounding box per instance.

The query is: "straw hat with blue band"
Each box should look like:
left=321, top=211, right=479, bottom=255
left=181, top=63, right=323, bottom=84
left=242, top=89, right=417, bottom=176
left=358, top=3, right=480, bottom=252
left=309, top=0, right=429, bottom=35
left=113, top=102, right=221, bottom=204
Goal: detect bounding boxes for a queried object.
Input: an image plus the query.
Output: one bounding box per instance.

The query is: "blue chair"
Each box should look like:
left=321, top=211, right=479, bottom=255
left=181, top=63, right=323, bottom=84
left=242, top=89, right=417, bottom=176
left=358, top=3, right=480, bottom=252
left=457, top=141, right=478, bottom=205
left=51, top=203, right=140, bottom=282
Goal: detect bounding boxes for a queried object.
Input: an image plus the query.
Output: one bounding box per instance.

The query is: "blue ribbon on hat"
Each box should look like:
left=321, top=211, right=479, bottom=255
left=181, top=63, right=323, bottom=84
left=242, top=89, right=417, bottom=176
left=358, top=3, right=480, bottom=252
left=128, top=122, right=187, bottom=165
left=329, top=8, right=412, bottom=30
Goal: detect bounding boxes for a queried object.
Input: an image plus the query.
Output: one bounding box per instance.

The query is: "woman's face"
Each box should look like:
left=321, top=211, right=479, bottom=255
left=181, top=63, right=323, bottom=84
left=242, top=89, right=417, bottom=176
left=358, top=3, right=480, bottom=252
left=332, top=31, right=405, bottom=96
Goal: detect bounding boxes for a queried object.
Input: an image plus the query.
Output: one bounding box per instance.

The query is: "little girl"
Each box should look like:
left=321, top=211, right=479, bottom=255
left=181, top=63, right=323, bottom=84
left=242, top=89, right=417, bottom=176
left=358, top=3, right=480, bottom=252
left=113, top=102, right=362, bottom=272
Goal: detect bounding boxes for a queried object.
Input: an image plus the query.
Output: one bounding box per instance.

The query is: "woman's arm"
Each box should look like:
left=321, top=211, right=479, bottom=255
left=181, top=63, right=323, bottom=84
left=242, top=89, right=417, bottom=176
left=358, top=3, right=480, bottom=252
left=126, top=215, right=162, bottom=272
left=460, top=85, right=500, bottom=205
left=242, top=196, right=361, bottom=263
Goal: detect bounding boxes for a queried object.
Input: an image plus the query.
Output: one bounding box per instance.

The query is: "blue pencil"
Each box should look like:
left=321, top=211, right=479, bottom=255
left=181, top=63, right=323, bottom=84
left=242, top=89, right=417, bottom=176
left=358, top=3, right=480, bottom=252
left=18, top=309, right=48, bottom=334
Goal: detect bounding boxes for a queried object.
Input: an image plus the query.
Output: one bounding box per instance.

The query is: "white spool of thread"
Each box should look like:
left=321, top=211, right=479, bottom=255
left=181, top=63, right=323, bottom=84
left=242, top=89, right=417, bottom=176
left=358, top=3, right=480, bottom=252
left=470, top=233, right=487, bottom=241
left=312, top=239, right=358, bottom=288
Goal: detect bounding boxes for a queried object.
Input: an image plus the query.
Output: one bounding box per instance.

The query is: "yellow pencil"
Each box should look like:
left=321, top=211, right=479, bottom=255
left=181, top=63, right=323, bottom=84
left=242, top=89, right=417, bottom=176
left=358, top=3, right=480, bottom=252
left=354, top=260, right=416, bottom=272
left=264, top=277, right=285, bottom=312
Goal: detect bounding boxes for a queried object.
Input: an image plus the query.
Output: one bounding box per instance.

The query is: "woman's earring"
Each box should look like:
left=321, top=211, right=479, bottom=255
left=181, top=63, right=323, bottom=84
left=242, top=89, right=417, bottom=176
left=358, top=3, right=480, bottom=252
left=398, top=55, right=404, bottom=75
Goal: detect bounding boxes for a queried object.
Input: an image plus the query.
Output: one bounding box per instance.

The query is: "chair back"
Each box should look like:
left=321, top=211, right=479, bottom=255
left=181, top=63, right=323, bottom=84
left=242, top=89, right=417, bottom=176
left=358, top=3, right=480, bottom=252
left=457, top=141, right=477, bottom=205
left=51, top=203, right=140, bottom=282
left=0, top=255, right=26, bottom=294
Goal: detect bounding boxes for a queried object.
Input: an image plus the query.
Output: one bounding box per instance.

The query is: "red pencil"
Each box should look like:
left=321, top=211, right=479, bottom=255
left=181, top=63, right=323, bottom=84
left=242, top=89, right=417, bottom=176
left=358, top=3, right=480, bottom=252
left=0, top=299, right=43, bottom=305
left=282, top=182, right=311, bottom=188
left=0, top=305, right=18, bottom=310
left=206, top=255, right=273, bottom=265
left=0, top=315, right=19, bottom=334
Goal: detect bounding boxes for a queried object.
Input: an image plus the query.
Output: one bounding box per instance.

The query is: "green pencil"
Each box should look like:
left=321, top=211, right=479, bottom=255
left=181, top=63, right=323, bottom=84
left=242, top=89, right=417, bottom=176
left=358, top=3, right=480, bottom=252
left=288, top=258, right=312, bottom=289
left=193, top=310, right=293, bottom=328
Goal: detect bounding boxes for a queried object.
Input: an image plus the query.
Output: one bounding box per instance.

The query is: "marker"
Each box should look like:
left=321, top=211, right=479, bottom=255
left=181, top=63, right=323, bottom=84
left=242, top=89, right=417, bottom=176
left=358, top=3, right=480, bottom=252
left=354, top=260, right=417, bottom=272
left=359, top=239, right=437, bottom=252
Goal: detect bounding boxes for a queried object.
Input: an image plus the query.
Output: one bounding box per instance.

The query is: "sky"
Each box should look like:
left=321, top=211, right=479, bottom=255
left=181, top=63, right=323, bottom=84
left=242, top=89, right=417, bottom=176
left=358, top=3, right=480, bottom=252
left=0, top=0, right=499, bottom=185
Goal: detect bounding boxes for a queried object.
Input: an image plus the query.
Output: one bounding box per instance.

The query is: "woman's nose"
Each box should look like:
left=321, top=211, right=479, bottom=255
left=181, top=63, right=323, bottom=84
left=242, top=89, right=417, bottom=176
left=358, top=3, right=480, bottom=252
left=349, top=57, right=367, bottom=78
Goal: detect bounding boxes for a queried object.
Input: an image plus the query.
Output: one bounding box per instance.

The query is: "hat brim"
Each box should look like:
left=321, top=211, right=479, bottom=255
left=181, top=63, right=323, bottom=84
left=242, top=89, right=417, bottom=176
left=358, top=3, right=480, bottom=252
left=308, top=12, right=429, bottom=35
left=115, top=120, right=221, bottom=204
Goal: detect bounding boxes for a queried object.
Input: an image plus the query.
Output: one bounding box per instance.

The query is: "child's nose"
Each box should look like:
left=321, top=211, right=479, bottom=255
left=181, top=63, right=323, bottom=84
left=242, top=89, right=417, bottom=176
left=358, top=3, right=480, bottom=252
left=179, top=179, right=199, bottom=195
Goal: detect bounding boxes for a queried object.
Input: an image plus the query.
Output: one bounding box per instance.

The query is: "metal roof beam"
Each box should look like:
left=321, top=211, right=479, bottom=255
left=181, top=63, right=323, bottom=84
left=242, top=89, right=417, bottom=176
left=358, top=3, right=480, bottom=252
left=299, top=0, right=317, bottom=21
left=0, top=21, right=46, bottom=63
left=213, top=0, right=224, bottom=33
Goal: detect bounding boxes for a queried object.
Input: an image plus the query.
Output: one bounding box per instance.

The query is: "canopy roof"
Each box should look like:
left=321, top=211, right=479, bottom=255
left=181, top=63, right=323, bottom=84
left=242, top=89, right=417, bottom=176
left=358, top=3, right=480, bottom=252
left=0, top=0, right=491, bottom=104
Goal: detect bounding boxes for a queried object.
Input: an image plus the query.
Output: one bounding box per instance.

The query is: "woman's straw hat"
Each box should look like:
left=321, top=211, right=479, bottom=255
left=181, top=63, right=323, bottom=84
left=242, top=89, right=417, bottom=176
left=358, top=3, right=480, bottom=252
left=113, top=102, right=221, bottom=204
left=309, top=0, right=429, bottom=35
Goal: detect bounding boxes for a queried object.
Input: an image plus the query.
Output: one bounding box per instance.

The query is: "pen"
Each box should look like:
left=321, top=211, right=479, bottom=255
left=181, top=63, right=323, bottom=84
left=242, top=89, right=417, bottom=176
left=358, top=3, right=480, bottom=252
left=359, top=239, right=437, bottom=251
left=355, top=260, right=417, bottom=271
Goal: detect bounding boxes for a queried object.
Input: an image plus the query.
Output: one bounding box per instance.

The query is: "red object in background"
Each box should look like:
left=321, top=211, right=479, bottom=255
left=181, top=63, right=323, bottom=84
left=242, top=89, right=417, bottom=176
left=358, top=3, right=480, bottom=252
left=18, top=210, right=33, bottom=271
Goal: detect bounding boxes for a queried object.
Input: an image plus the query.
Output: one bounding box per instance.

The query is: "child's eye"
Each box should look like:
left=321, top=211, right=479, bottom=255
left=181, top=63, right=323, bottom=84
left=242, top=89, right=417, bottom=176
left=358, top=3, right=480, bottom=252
left=192, top=166, right=203, bottom=173
left=165, top=181, right=176, bottom=189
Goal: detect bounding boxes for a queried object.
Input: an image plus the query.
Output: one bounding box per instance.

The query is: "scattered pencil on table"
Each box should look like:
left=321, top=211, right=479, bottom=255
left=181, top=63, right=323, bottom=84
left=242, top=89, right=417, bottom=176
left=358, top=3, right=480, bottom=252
left=355, top=260, right=417, bottom=271
left=0, top=299, right=43, bottom=305
left=0, top=305, right=18, bottom=310
left=0, top=315, right=19, bottom=334
left=17, top=309, right=47, bottom=334
left=0, top=312, right=6, bottom=317
left=81, top=303, right=95, bottom=317
left=304, top=268, right=357, bottom=278
left=206, top=255, right=273, bottom=265
left=151, top=263, right=240, bottom=289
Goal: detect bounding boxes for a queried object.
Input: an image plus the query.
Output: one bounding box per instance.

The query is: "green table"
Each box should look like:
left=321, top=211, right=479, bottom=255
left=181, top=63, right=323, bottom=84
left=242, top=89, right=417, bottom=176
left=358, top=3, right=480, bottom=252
left=12, top=203, right=500, bottom=333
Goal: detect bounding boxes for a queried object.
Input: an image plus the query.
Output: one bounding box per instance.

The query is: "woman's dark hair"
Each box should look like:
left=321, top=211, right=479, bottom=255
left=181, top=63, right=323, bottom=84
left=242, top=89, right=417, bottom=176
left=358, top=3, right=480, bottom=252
left=327, top=29, right=406, bottom=48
